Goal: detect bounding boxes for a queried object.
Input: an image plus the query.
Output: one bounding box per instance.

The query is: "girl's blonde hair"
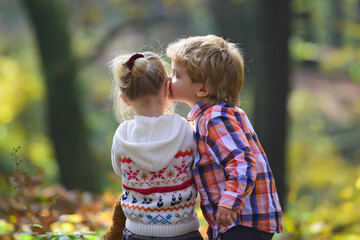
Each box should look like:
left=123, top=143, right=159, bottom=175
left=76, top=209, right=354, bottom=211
left=111, top=51, right=169, bottom=121
left=167, top=35, right=244, bottom=106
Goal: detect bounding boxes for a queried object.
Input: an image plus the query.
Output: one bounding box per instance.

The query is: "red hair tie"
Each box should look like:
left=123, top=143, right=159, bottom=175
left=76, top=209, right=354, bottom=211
left=125, top=53, right=144, bottom=70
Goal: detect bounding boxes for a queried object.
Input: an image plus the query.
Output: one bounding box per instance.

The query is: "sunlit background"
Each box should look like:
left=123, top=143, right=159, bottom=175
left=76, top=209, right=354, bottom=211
left=0, top=0, right=359, bottom=239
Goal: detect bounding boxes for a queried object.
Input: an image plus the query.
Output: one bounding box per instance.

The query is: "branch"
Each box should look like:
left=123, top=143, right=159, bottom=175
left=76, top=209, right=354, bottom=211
left=80, top=15, right=165, bottom=68
left=80, top=21, right=129, bottom=67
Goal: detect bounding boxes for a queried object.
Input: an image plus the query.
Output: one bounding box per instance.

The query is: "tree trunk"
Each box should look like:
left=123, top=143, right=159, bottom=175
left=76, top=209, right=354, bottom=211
left=330, top=0, right=343, bottom=47
left=21, top=0, right=96, bottom=191
left=208, top=0, right=257, bottom=75
left=253, top=0, right=291, bottom=209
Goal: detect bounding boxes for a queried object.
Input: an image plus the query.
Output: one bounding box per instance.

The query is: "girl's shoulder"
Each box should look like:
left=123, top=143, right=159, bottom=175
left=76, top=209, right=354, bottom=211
left=171, top=112, right=188, bottom=121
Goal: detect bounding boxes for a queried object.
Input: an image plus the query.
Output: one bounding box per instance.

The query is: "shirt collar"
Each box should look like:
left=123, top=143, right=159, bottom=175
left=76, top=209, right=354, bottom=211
left=187, top=101, right=209, bottom=121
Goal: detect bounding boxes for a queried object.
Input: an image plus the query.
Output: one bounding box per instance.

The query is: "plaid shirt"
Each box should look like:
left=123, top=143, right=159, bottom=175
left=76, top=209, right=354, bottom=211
left=188, top=101, right=283, bottom=240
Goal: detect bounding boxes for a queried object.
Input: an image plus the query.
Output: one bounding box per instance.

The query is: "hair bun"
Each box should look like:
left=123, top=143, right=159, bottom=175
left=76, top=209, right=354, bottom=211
left=125, top=53, right=144, bottom=70
left=131, top=57, right=149, bottom=78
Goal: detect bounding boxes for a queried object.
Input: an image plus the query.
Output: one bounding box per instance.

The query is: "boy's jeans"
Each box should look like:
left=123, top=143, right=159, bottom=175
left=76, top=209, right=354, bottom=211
left=220, top=225, right=274, bottom=240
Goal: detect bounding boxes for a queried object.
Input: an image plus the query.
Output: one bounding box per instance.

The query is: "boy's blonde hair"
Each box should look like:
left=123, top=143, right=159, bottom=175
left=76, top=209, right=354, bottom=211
left=111, top=51, right=169, bottom=121
left=167, top=35, right=244, bottom=106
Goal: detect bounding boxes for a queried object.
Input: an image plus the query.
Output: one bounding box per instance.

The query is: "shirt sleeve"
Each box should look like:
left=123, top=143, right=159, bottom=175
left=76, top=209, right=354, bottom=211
left=205, top=112, right=257, bottom=211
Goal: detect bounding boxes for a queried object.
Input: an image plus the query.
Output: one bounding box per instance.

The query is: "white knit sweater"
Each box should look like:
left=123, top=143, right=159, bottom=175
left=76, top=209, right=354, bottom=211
left=111, top=113, right=199, bottom=237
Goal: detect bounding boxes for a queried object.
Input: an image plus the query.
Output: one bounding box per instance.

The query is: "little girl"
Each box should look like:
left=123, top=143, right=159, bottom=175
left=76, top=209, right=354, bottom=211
left=107, top=52, right=202, bottom=240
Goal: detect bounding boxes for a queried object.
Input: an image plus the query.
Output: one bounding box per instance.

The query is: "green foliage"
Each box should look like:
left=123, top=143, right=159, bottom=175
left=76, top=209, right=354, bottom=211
left=14, top=231, right=100, bottom=240
left=291, top=0, right=360, bottom=81
left=0, top=51, right=58, bottom=182
left=276, top=85, right=360, bottom=239
left=0, top=221, right=103, bottom=240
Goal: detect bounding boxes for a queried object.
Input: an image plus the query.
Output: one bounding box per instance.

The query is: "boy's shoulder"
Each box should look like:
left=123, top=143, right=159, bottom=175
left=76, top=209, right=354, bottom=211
left=199, top=104, right=255, bottom=134
left=202, top=103, right=246, bottom=119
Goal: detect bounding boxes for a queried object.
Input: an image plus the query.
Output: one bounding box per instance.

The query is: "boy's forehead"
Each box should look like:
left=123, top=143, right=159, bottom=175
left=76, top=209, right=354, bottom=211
left=171, top=60, right=185, bottom=69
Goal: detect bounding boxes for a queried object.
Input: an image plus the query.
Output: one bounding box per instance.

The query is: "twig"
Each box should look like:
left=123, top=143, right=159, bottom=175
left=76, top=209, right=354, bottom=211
left=11, top=146, right=35, bottom=229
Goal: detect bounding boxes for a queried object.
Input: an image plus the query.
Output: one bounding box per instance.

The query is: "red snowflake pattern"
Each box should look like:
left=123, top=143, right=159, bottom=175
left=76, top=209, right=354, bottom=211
left=123, top=166, right=140, bottom=181
left=173, top=160, right=190, bottom=178
left=149, top=168, right=166, bottom=182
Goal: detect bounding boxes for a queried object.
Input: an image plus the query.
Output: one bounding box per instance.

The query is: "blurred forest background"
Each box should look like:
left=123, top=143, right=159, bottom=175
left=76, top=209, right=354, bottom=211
left=0, top=0, right=360, bottom=239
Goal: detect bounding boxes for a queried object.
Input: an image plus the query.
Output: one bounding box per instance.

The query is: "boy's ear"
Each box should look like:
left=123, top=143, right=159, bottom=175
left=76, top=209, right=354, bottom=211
left=196, top=85, right=210, bottom=98
left=120, top=93, right=131, bottom=106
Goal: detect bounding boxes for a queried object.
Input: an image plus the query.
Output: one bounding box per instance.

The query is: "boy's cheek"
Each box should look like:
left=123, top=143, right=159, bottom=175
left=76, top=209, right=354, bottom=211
left=168, top=79, right=174, bottom=98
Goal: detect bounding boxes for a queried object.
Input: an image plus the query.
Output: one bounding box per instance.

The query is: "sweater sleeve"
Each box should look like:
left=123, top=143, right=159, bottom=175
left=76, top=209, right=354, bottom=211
left=111, top=128, right=123, bottom=177
left=205, top=111, right=257, bottom=211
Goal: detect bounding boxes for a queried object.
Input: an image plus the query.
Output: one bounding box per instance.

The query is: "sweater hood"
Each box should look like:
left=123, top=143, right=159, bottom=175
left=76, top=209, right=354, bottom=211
left=113, top=114, right=193, bottom=172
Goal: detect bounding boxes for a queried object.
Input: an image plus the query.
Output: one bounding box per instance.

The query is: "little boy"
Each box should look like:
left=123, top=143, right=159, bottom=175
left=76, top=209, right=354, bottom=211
left=167, top=35, right=283, bottom=240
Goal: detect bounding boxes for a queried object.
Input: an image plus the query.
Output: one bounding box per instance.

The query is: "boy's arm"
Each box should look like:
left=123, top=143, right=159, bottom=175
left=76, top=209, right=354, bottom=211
left=206, top=114, right=257, bottom=212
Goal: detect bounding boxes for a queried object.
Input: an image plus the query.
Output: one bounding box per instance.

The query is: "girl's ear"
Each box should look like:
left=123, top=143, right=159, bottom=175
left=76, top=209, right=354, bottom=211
left=196, top=84, right=211, bottom=98
left=120, top=93, right=131, bottom=106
